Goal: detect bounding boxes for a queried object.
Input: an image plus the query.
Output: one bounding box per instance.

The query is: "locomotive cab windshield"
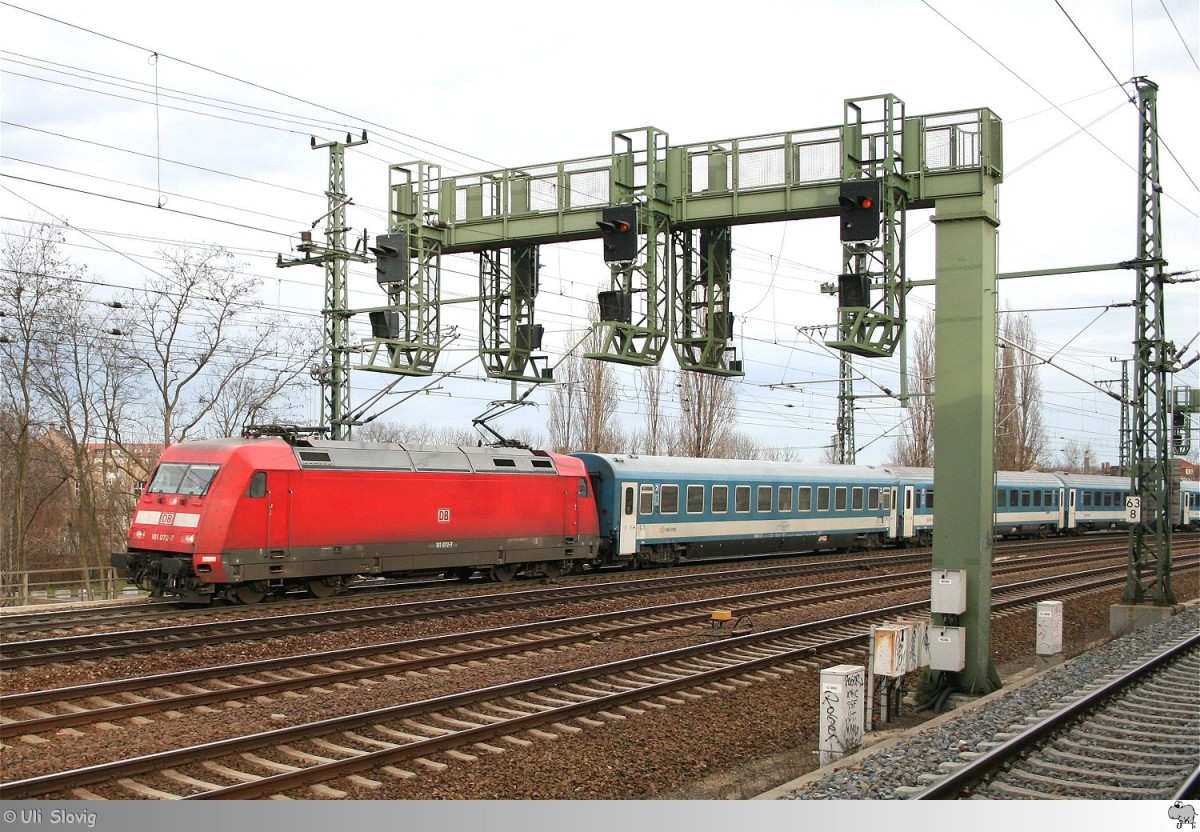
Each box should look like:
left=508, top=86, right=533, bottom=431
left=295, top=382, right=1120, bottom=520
left=147, top=462, right=220, bottom=497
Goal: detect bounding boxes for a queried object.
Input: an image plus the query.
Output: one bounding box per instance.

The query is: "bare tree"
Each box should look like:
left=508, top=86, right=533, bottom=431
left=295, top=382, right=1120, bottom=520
left=207, top=335, right=319, bottom=437
left=0, top=223, right=80, bottom=586
left=114, top=245, right=316, bottom=445
left=634, top=364, right=673, bottom=455
left=547, top=309, right=625, bottom=453
left=674, top=371, right=738, bottom=458
left=30, top=316, right=129, bottom=594
left=891, top=313, right=936, bottom=467
left=996, top=311, right=1048, bottom=471
left=1055, top=439, right=1096, bottom=473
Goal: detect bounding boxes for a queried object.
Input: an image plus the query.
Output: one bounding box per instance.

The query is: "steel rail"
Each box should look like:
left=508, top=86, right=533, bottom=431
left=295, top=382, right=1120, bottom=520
left=915, top=631, right=1200, bottom=799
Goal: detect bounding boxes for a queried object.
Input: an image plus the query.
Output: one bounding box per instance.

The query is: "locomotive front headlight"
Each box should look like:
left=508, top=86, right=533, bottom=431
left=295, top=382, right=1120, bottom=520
left=183, top=534, right=195, bottom=544
left=133, top=530, right=146, bottom=539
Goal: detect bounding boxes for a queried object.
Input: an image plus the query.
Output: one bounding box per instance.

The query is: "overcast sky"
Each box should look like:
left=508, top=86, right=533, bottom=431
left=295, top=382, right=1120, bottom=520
left=2, top=0, right=1197, bottom=465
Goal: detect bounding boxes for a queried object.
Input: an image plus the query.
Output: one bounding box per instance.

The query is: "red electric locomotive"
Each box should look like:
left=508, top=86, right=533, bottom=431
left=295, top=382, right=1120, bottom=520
left=111, top=432, right=600, bottom=604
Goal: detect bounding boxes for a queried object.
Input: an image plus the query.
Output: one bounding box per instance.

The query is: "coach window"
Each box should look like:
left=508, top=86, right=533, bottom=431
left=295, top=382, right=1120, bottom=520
left=247, top=471, right=267, bottom=498
left=852, top=487, right=864, bottom=511
left=660, top=484, right=679, bottom=514
left=798, top=487, right=813, bottom=512
left=1102, top=492, right=1112, bottom=507
left=868, top=487, right=879, bottom=511
left=735, top=485, right=751, bottom=513
left=1081, top=491, right=1092, bottom=507
left=712, top=485, right=729, bottom=514
left=1033, top=490, right=1042, bottom=507
left=640, top=484, right=655, bottom=515
left=881, top=489, right=891, bottom=510
left=686, top=484, right=704, bottom=514
left=1046, top=490, right=1054, bottom=506
left=834, top=487, right=848, bottom=511
left=624, top=487, right=635, bottom=516
left=997, top=489, right=1008, bottom=508
left=778, top=486, right=793, bottom=513
left=817, top=487, right=830, bottom=512
left=1022, top=491, right=1031, bottom=507
left=1010, top=489, right=1019, bottom=506
left=757, top=485, right=772, bottom=513
left=925, top=490, right=934, bottom=509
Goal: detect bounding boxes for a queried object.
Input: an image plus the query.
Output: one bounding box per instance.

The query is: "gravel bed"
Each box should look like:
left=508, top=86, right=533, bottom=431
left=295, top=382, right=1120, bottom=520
left=778, top=601, right=1200, bottom=800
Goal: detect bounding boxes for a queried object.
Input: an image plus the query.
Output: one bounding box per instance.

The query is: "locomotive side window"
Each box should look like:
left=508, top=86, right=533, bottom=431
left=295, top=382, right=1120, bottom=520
left=778, top=486, right=793, bottom=512
left=639, top=484, right=655, bottom=515
left=852, top=487, right=864, bottom=511
left=686, top=484, right=704, bottom=513
left=817, top=487, right=830, bottom=512
left=712, top=485, right=729, bottom=513
left=797, top=486, right=812, bottom=512
left=660, top=484, right=679, bottom=514
left=247, top=471, right=267, bottom=498
left=735, top=486, right=751, bottom=513
left=577, top=478, right=590, bottom=497
left=757, top=486, right=772, bottom=513
left=147, top=463, right=220, bottom=497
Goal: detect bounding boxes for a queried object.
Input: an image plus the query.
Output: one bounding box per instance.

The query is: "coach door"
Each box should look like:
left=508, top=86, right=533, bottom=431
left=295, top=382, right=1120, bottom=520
left=1064, top=488, right=1076, bottom=530
left=618, top=482, right=638, bottom=556
left=901, top=486, right=915, bottom=539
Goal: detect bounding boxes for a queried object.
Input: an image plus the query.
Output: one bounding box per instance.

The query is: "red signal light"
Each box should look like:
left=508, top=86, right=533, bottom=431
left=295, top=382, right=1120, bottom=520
left=859, top=197, right=873, bottom=209
left=615, top=221, right=630, bottom=232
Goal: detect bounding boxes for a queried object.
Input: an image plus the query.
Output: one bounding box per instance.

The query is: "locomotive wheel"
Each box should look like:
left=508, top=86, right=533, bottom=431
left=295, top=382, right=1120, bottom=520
left=306, top=576, right=344, bottom=598
left=451, top=568, right=475, bottom=582
left=230, top=583, right=267, bottom=605
left=492, top=564, right=518, bottom=583
left=541, top=560, right=565, bottom=579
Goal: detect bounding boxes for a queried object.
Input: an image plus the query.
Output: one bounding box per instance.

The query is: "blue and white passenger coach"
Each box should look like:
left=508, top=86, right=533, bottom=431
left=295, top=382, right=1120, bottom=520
left=572, top=454, right=898, bottom=567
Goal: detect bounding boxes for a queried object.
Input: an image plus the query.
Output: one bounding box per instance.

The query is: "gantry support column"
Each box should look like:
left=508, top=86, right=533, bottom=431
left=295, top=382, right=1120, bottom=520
left=931, top=190, right=1002, bottom=695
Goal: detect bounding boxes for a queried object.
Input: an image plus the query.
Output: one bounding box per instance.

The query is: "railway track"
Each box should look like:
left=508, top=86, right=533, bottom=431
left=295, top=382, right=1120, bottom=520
left=0, top=533, right=1137, bottom=640
left=1, top=555, right=1137, bottom=740
left=1, top=556, right=1192, bottom=799
left=914, top=630, right=1200, bottom=800
left=0, top=543, right=1138, bottom=671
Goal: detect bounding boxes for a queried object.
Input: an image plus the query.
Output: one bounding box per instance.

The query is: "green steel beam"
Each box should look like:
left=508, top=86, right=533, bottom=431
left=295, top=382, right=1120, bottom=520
left=931, top=187, right=1002, bottom=696
left=670, top=226, right=743, bottom=376
left=360, top=162, right=446, bottom=377
left=827, top=94, right=909, bottom=361
left=1127, top=77, right=1175, bottom=606
left=478, top=245, right=551, bottom=383
left=363, top=107, right=1000, bottom=387
left=587, top=128, right=671, bottom=368
left=276, top=133, right=370, bottom=439
left=415, top=109, right=1000, bottom=251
